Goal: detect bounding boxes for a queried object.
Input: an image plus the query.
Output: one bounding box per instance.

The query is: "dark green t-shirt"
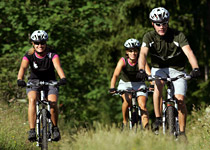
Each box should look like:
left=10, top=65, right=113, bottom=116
left=142, top=28, right=189, bottom=70
left=120, top=57, right=139, bottom=82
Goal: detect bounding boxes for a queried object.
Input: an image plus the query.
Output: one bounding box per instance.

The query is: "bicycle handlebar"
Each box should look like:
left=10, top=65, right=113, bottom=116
left=113, top=87, right=149, bottom=96
left=147, top=74, right=192, bottom=82
left=27, top=81, right=59, bottom=87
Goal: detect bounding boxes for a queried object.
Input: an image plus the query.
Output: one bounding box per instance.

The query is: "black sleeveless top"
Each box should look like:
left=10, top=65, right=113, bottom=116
left=24, top=50, right=57, bottom=81
left=120, top=57, right=139, bottom=82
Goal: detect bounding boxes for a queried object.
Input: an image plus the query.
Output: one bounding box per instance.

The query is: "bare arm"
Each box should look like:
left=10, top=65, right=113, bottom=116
left=110, top=58, right=125, bottom=88
left=182, top=45, right=199, bottom=69
left=17, top=59, right=29, bottom=80
left=138, top=46, right=149, bottom=70
left=145, top=62, right=151, bottom=75
left=52, top=57, right=66, bottom=79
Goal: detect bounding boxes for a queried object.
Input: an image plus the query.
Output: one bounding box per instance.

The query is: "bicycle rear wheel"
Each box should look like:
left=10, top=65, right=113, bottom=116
left=41, top=109, right=48, bottom=150
left=166, top=106, right=176, bottom=135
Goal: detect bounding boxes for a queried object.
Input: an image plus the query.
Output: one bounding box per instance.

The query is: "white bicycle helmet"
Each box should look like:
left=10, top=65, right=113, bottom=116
left=124, top=38, right=141, bottom=49
left=30, top=30, right=48, bottom=42
left=149, top=7, right=170, bottom=23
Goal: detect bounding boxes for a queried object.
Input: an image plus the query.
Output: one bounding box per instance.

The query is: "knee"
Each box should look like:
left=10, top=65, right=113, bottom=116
left=139, top=103, right=147, bottom=110
left=155, top=80, right=165, bottom=89
left=175, top=95, right=185, bottom=108
left=28, top=98, right=36, bottom=105
left=122, top=95, right=130, bottom=105
left=176, top=99, right=187, bottom=113
left=138, top=96, right=147, bottom=110
left=50, top=101, right=58, bottom=109
left=138, top=101, right=148, bottom=114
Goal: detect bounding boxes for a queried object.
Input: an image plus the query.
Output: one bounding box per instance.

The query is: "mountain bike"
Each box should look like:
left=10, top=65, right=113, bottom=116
left=148, top=74, right=191, bottom=137
left=27, top=81, right=60, bottom=150
left=114, top=88, right=148, bottom=131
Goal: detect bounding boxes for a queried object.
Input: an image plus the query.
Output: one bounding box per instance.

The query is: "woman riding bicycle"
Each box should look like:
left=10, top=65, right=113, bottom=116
left=109, top=38, right=152, bottom=129
left=17, top=30, right=66, bottom=141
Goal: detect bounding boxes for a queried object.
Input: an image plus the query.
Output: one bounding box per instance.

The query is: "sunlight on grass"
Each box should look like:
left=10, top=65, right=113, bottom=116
left=68, top=106, right=210, bottom=150
left=0, top=101, right=38, bottom=150
left=0, top=100, right=210, bottom=150
left=69, top=124, right=187, bottom=150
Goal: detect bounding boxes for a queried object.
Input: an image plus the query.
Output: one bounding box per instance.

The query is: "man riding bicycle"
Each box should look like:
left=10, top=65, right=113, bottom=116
left=136, top=7, right=200, bottom=138
left=17, top=30, right=66, bottom=141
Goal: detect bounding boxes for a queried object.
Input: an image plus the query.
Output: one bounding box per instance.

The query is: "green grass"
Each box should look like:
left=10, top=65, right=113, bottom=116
left=0, top=101, right=70, bottom=150
left=69, top=106, right=210, bottom=150
left=1, top=100, right=210, bottom=150
left=0, top=101, right=37, bottom=150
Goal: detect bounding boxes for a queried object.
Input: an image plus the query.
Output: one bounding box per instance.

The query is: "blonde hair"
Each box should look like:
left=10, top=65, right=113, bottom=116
left=28, top=47, right=35, bottom=55
left=27, top=45, right=50, bottom=55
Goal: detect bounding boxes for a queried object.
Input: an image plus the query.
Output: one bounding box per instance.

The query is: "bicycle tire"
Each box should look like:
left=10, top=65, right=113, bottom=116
left=138, top=106, right=143, bottom=129
left=128, top=107, right=132, bottom=129
left=41, top=109, right=48, bottom=150
left=132, top=111, right=138, bottom=125
left=166, top=106, right=176, bottom=135
left=132, top=111, right=137, bottom=132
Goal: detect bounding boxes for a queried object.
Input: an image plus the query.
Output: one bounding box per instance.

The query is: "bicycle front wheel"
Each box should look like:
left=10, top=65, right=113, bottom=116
left=41, top=109, right=48, bottom=150
left=166, top=106, right=176, bottom=135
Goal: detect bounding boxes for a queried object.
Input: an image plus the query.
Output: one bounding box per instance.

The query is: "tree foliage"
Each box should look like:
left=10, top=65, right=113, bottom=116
left=0, top=0, right=209, bottom=127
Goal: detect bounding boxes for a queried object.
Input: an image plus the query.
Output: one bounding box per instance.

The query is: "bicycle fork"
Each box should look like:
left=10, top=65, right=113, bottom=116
left=36, top=101, right=40, bottom=147
left=162, top=86, right=179, bottom=135
left=162, top=99, right=179, bottom=135
left=174, top=100, right=179, bottom=136
left=36, top=91, right=53, bottom=147
left=162, top=99, right=166, bottom=134
left=47, top=101, right=52, bottom=142
left=128, top=106, right=132, bottom=130
left=128, top=94, right=142, bottom=130
left=128, top=96, right=136, bottom=130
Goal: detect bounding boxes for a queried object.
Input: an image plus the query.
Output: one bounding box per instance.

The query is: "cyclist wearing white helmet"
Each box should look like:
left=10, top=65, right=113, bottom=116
left=137, top=7, right=200, bottom=139
left=17, top=30, right=66, bottom=141
left=149, top=7, right=170, bottom=23
left=109, top=38, right=152, bottom=130
left=30, top=30, right=48, bottom=55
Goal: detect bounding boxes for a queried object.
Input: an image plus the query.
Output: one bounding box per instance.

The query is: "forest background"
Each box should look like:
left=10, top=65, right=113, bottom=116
left=1, top=0, right=210, bottom=129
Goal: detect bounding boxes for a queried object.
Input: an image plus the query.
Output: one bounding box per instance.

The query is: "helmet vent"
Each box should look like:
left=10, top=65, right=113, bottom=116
left=149, top=7, right=170, bottom=23
left=30, top=30, right=48, bottom=42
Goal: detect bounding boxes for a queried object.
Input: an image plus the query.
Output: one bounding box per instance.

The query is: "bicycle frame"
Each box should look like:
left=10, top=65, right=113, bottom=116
left=148, top=74, right=191, bottom=136
left=36, top=88, right=53, bottom=147
left=27, top=81, right=58, bottom=148
left=162, top=80, right=179, bottom=135
left=114, top=88, right=148, bottom=130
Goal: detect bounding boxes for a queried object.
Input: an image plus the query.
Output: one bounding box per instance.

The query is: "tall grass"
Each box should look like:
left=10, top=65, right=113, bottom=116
left=0, top=101, right=37, bottom=150
left=1, top=100, right=210, bottom=150
left=69, top=106, right=210, bottom=150
left=0, top=101, right=68, bottom=150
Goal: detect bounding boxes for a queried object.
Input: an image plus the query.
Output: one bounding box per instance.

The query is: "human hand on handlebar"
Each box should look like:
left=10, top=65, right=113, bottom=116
left=109, top=88, right=117, bottom=94
left=58, top=78, right=67, bottom=86
left=136, top=69, right=147, bottom=81
left=17, top=79, right=26, bottom=87
left=190, top=68, right=201, bottom=78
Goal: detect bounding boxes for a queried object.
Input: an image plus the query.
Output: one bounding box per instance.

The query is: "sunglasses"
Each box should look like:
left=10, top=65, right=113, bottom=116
left=34, top=41, right=46, bottom=45
left=154, top=22, right=168, bottom=27
left=128, top=49, right=138, bottom=53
